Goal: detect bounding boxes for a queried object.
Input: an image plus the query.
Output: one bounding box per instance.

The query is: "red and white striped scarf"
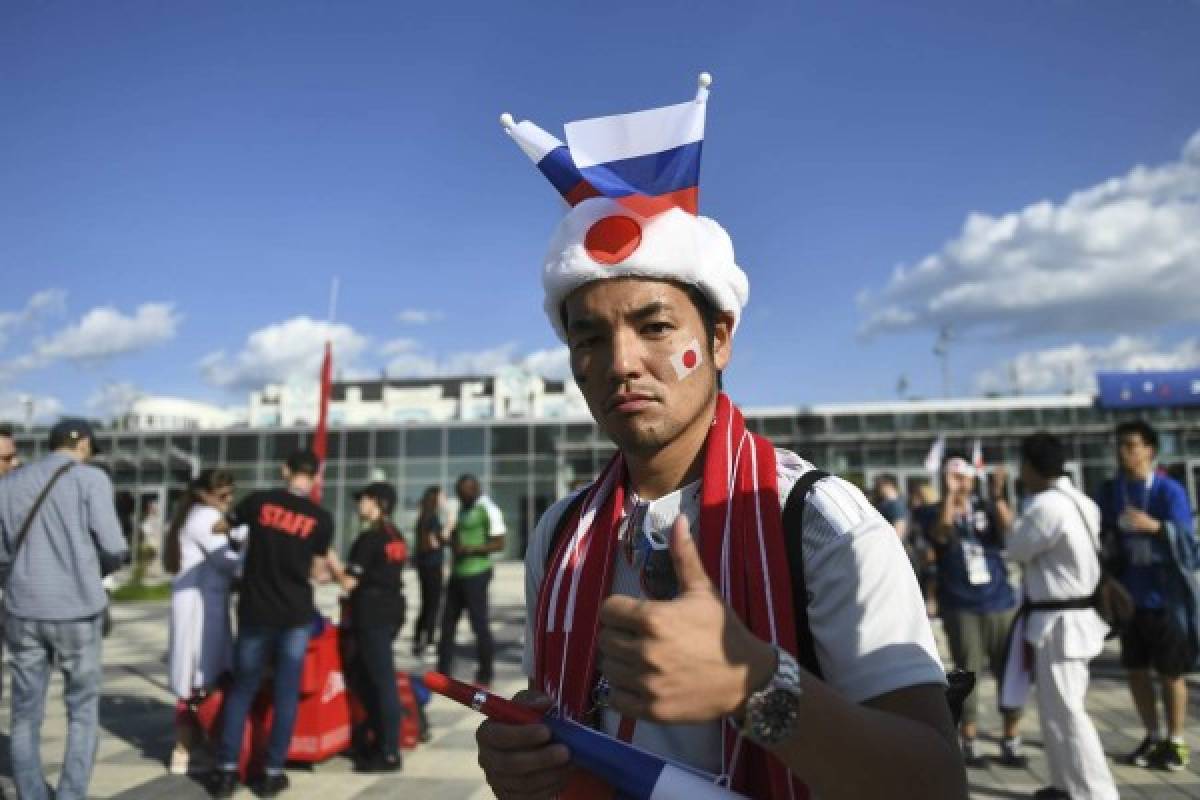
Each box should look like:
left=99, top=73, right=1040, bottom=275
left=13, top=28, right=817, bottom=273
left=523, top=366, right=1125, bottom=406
left=534, top=393, right=807, bottom=799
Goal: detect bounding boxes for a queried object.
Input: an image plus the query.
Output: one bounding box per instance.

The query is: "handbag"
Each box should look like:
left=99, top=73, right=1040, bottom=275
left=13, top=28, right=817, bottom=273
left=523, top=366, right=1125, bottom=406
left=1053, top=488, right=1136, bottom=636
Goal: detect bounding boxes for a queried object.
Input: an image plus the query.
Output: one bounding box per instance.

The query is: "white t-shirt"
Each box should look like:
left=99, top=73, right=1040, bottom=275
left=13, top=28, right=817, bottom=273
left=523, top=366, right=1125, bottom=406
left=522, top=448, right=945, bottom=775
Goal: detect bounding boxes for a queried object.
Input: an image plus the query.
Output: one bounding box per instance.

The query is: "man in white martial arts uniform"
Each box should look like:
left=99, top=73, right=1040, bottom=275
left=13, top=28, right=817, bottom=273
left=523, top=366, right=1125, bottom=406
left=1008, top=432, right=1117, bottom=800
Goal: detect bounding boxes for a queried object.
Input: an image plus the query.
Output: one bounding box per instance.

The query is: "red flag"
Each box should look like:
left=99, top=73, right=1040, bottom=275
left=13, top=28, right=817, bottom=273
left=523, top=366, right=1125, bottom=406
left=311, top=341, right=332, bottom=503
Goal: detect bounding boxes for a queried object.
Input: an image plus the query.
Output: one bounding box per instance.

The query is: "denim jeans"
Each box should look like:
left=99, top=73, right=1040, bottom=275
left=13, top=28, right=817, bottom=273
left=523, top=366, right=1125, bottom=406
left=5, top=613, right=105, bottom=800
left=217, top=624, right=311, bottom=772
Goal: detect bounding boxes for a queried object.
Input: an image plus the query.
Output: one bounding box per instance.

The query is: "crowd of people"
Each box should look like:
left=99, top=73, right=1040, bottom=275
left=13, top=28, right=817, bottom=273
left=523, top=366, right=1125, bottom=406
left=0, top=417, right=511, bottom=799
left=0, top=400, right=1196, bottom=800
left=864, top=420, right=1198, bottom=799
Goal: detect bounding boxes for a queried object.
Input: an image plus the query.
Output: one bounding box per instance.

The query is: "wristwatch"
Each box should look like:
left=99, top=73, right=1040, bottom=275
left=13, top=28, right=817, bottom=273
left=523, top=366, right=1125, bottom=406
left=741, top=646, right=803, bottom=746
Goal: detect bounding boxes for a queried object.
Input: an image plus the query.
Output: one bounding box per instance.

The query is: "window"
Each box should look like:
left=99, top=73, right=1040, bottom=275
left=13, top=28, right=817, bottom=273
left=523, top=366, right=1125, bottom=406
left=863, top=414, right=895, bottom=433
left=493, top=458, right=530, bottom=478
left=225, top=434, right=260, bottom=463
left=266, top=433, right=302, bottom=461
left=565, top=424, right=594, bottom=442
left=1041, top=407, right=1073, bottom=427
left=934, top=412, right=966, bottom=431
left=533, top=425, right=560, bottom=456
left=407, top=428, right=442, bottom=458
left=375, top=431, right=401, bottom=459
left=832, top=415, right=862, bottom=434
left=865, top=446, right=896, bottom=467
left=972, top=411, right=1001, bottom=429
left=448, top=427, right=485, bottom=456
left=795, top=416, right=827, bottom=436
left=345, top=431, right=370, bottom=459
left=197, top=436, right=219, bottom=464
left=447, top=458, right=487, bottom=483
left=491, top=425, right=529, bottom=456
left=760, top=416, right=793, bottom=438
left=1005, top=410, right=1036, bottom=428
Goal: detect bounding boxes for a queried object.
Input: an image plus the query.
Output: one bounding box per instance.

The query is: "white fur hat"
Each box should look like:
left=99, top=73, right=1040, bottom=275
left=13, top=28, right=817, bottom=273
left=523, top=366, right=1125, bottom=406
left=541, top=197, right=749, bottom=342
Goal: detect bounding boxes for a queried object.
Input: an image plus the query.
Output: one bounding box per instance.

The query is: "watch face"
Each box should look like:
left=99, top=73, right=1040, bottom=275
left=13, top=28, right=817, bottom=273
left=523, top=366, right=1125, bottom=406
left=751, top=687, right=801, bottom=744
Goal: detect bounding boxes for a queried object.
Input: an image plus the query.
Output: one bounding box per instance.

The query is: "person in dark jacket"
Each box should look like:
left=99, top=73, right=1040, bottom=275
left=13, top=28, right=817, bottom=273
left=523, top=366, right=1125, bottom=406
left=411, top=485, right=446, bottom=657
left=329, top=481, right=408, bottom=772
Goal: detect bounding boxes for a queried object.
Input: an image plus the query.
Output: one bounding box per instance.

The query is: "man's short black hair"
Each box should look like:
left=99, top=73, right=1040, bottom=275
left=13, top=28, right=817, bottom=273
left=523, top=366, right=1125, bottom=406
left=1115, top=419, right=1159, bottom=452
left=456, top=473, right=479, bottom=489
left=875, top=473, right=899, bottom=490
left=1021, top=432, right=1065, bottom=480
left=286, top=449, right=320, bottom=476
left=0, top=423, right=13, bottom=438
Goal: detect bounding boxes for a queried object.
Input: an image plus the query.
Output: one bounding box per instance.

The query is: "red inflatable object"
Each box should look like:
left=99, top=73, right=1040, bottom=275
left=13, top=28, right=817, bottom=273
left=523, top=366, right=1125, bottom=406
left=193, top=621, right=417, bottom=778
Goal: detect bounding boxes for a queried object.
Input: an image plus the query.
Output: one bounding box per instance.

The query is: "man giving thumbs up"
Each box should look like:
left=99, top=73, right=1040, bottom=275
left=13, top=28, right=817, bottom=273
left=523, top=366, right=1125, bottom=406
left=475, top=275, right=965, bottom=800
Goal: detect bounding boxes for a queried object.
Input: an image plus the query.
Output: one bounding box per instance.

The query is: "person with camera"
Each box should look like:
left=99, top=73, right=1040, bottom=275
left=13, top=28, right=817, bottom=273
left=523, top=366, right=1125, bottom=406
left=0, top=419, right=128, bottom=800
left=326, top=481, right=408, bottom=773
left=928, top=454, right=1025, bottom=768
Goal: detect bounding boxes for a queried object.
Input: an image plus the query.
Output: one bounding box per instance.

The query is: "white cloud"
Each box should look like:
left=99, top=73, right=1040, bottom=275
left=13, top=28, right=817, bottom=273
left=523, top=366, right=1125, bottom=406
left=859, top=129, right=1200, bottom=339
left=395, top=309, right=444, bottom=325
left=0, top=301, right=179, bottom=380
left=0, top=289, right=67, bottom=347
left=88, top=382, right=144, bottom=419
left=0, top=391, right=64, bottom=425
left=975, top=335, right=1200, bottom=395
left=203, top=316, right=368, bottom=390
left=521, top=346, right=572, bottom=380
left=36, top=303, right=180, bottom=362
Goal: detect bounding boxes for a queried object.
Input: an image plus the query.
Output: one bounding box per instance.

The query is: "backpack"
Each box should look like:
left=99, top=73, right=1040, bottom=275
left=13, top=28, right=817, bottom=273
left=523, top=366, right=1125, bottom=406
left=547, top=469, right=975, bottom=723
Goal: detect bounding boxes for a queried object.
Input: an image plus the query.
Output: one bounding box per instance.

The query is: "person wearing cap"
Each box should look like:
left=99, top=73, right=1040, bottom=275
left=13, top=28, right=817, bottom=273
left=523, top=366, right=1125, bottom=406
left=0, top=418, right=128, bottom=800
left=325, top=481, right=408, bottom=773
left=928, top=451, right=1023, bottom=768
left=476, top=78, right=964, bottom=800
left=209, top=449, right=335, bottom=799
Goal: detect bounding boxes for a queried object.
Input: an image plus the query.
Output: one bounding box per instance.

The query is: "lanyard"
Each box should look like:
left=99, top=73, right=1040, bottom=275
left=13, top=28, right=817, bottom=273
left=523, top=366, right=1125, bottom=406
left=1120, top=470, right=1155, bottom=512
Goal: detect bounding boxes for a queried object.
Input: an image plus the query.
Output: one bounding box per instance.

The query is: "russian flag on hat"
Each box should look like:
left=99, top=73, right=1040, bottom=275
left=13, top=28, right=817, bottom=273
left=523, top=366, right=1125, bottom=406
left=503, top=75, right=748, bottom=343
left=505, top=118, right=602, bottom=207
left=503, top=73, right=710, bottom=216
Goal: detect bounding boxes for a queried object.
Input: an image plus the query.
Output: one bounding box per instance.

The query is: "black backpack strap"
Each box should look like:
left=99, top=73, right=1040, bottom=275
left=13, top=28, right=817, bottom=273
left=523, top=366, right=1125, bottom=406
left=544, top=486, right=593, bottom=571
left=781, top=469, right=830, bottom=679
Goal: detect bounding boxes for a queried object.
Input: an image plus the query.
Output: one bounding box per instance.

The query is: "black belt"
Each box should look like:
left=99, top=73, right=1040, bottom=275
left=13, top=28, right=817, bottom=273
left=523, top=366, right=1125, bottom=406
left=1025, top=594, right=1094, bottom=612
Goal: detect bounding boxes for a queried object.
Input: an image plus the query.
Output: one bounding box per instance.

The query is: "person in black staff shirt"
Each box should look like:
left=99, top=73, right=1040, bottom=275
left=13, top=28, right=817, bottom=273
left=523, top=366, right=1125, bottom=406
left=327, top=481, right=408, bottom=773
left=209, top=450, right=335, bottom=799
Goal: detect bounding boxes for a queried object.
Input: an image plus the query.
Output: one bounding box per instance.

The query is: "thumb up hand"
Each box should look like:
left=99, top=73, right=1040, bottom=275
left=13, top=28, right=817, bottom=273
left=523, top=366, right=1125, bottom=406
left=597, top=515, right=775, bottom=724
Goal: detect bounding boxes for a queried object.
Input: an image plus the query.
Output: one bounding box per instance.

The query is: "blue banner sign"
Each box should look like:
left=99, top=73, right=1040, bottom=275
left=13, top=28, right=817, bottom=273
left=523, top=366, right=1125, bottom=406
left=1096, top=369, right=1200, bottom=409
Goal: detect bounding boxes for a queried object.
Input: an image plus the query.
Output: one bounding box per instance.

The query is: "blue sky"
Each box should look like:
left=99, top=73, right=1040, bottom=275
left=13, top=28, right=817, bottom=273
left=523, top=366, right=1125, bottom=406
left=2, top=0, right=1199, bottom=421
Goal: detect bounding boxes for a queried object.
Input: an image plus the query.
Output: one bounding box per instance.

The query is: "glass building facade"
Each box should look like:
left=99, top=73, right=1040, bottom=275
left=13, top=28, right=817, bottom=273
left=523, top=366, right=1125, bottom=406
left=11, top=396, right=1200, bottom=558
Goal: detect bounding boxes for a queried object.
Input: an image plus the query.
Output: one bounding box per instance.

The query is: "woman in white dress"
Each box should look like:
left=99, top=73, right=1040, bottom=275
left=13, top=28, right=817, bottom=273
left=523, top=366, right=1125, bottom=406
left=163, top=469, right=244, bottom=774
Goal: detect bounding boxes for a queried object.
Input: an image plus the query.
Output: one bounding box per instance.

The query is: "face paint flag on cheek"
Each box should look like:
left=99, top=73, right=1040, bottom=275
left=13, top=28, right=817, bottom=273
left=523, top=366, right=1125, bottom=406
left=670, top=338, right=704, bottom=381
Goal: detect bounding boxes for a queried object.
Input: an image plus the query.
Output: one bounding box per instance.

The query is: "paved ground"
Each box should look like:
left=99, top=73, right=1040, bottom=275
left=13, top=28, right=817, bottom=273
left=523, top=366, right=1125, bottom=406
left=1, top=562, right=1198, bottom=799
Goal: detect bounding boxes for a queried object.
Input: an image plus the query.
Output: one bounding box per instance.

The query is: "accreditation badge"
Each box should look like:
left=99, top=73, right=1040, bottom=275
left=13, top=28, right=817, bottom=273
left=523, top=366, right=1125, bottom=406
left=962, top=541, right=992, bottom=586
